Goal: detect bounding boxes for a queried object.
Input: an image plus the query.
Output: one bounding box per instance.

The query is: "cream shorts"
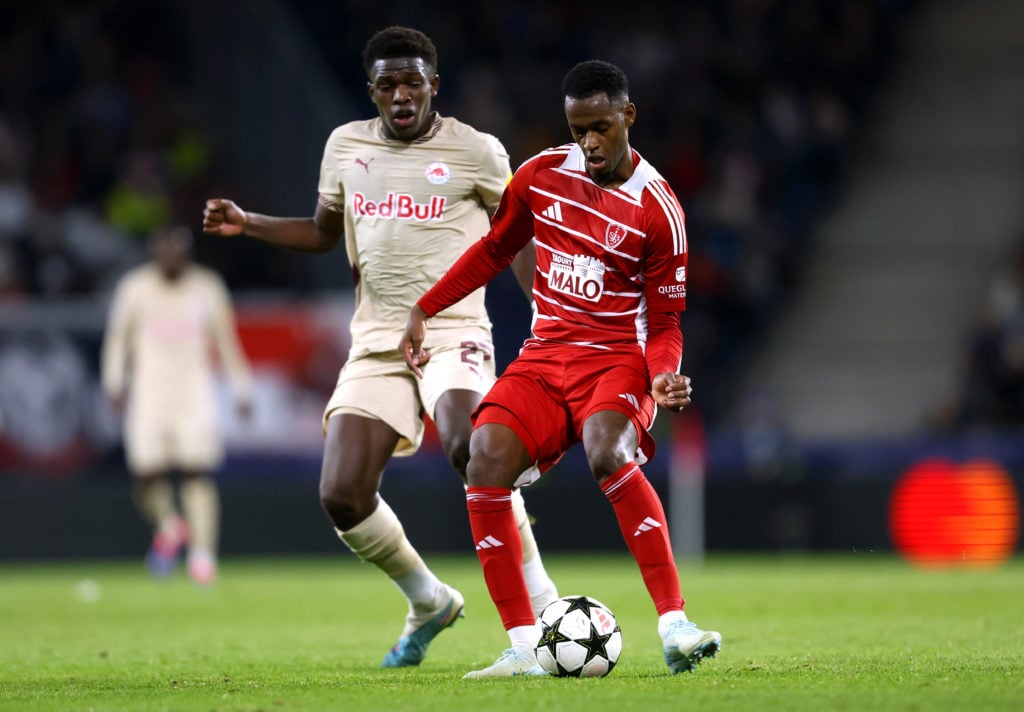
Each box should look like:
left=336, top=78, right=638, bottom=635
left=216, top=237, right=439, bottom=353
left=323, top=338, right=496, bottom=457
left=125, top=408, right=223, bottom=475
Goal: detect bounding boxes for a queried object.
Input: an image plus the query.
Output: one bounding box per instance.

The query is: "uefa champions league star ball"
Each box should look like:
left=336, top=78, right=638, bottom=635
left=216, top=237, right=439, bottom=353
left=535, top=595, right=622, bottom=677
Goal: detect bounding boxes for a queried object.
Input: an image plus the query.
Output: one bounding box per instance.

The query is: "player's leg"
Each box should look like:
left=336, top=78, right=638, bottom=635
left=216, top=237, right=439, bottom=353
left=132, top=472, right=188, bottom=576
left=461, top=354, right=575, bottom=678
left=320, top=411, right=463, bottom=668
left=433, top=386, right=558, bottom=616
left=582, top=407, right=720, bottom=673
left=126, top=415, right=186, bottom=576
left=174, top=409, right=224, bottom=585
left=179, top=469, right=219, bottom=585
left=584, top=409, right=682, bottom=611
left=462, top=420, right=547, bottom=678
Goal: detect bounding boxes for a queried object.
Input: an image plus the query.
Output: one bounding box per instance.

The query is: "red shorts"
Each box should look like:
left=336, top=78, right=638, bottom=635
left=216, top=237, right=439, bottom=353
left=472, top=343, right=657, bottom=475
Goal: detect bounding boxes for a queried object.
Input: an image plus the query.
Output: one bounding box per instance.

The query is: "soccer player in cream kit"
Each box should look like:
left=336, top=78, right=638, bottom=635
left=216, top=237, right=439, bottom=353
left=402, top=60, right=722, bottom=677
left=102, top=226, right=253, bottom=585
left=203, top=26, right=557, bottom=668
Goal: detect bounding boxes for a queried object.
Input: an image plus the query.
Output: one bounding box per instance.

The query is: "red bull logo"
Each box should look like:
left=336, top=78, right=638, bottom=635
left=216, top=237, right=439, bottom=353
left=351, top=192, right=447, bottom=221
left=425, top=161, right=451, bottom=185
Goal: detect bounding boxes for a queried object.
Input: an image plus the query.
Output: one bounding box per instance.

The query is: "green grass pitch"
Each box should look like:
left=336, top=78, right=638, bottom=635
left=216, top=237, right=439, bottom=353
left=1, top=554, right=1022, bottom=711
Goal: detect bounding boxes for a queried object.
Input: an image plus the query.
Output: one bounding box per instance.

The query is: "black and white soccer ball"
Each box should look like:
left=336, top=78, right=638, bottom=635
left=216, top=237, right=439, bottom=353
left=535, top=595, right=622, bottom=677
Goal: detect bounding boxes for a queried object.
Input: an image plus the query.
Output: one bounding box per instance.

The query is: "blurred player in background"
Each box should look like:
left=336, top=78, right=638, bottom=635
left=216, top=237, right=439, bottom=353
left=102, top=225, right=253, bottom=586
left=401, top=60, right=721, bottom=678
left=202, top=26, right=557, bottom=668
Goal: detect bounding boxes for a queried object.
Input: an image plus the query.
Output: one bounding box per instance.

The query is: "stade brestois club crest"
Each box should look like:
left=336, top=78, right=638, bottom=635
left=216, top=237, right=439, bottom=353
left=605, top=222, right=627, bottom=248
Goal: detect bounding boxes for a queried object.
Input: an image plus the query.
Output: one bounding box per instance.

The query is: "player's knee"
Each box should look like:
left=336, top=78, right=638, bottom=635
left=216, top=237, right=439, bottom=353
left=465, top=424, right=530, bottom=488
left=465, top=449, right=514, bottom=488
left=319, top=480, right=374, bottom=530
left=585, top=447, right=632, bottom=484
left=439, top=430, right=471, bottom=479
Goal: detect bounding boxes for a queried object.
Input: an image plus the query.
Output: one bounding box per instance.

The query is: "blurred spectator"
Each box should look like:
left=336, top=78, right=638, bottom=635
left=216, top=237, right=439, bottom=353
left=0, top=0, right=205, bottom=299
left=943, top=235, right=1024, bottom=430
left=104, top=151, right=172, bottom=238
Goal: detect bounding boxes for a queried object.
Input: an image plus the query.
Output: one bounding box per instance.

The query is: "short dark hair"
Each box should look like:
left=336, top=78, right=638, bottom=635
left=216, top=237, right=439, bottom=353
left=362, top=26, right=438, bottom=76
left=562, top=60, right=629, bottom=102
left=150, top=224, right=193, bottom=247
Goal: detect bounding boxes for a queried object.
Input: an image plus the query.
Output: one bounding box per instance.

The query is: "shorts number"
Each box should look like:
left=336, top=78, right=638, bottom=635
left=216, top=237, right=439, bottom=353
left=460, top=341, right=493, bottom=366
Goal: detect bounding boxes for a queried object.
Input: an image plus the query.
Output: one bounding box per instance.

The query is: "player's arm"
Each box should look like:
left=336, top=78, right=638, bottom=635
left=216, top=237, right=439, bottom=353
left=203, top=200, right=344, bottom=253
left=647, top=310, right=690, bottom=412
left=510, top=239, right=537, bottom=302
left=642, top=180, right=691, bottom=411
left=100, top=278, right=134, bottom=413
left=208, top=277, right=254, bottom=419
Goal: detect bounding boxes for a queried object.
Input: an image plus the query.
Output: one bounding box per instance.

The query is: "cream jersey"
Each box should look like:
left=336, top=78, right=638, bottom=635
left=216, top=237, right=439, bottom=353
left=101, top=263, right=252, bottom=417
left=317, top=114, right=511, bottom=359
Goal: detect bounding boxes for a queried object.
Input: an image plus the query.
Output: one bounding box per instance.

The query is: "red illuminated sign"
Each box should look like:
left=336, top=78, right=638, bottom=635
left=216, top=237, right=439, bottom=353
left=889, top=459, right=1020, bottom=567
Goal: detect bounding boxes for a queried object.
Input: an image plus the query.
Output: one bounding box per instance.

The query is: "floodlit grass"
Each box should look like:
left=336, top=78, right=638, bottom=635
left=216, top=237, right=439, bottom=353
left=1, top=554, right=1022, bottom=710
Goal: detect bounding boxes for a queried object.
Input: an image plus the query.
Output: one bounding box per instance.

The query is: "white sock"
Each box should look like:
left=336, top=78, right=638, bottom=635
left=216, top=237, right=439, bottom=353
left=658, top=610, right=689, bottom=638
left=338, top=498, right=443, bottom=615
left=511, top=488, right=557, bottom=605
left=393, top=569, right=446, bottom=614
left=510, top=488, right=537, bottom=560
left=508, top=623, right=542, bottom=652
left=523, top=557, right=555, bottom=601
left=181, top=477, right=219, bottom=557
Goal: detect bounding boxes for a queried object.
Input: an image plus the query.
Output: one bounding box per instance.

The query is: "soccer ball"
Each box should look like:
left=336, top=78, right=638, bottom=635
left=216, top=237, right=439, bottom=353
left=535, top=595, right=622, bottom=677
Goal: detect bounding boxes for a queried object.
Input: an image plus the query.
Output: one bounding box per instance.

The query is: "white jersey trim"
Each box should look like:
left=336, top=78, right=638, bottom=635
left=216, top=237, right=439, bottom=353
left=549, top=167, right=645, bottom=208
left=525, top=332, right=614, bottom=351
left=646, top=180, right=687, bottom=255
left=533, top=289, right=642, bottom=318
left=529, top=184, right=646, bottom=238
left=518, top=145, right=573, bottom=172
left=533, top=214, right=641, bottom=263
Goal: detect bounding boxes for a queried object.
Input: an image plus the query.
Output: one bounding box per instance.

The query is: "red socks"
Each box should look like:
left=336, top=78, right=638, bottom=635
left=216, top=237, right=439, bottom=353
left=466, top=486, right=536, bottom=629
left=601, top=463, right=684, bottom=614
left=467, top=464, right=683, bottom=628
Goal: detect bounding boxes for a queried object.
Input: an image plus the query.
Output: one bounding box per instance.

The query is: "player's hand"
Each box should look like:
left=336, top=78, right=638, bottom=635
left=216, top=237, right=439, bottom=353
left=399, top=305, right=432, bottom=378
left=652, top=373, right=692, bottom=412
left=203, top=198, right=247, bottom=237
left=108, top=394, right=124, bottom=415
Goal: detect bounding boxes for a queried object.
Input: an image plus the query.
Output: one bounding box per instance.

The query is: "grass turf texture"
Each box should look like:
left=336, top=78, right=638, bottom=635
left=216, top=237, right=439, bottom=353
left=1, top=555, right=1021, bottom=711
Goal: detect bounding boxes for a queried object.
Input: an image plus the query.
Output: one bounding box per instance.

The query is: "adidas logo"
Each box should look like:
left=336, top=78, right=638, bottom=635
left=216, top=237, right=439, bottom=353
left=633, top=516, right=662, bottom=537
left=475, top=535, right=505, bottom=550
left=541, top=201, right=563, bottom=222
left=618, top=393, right=639, bottom=410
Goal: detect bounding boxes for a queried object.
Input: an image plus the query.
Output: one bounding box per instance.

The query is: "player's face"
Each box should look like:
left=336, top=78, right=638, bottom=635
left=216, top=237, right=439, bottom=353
left=368, top=57, right=439, bottom=141
left=151, top=229, right=191, bottom=280
left=564, top=92, right=636, bottom=188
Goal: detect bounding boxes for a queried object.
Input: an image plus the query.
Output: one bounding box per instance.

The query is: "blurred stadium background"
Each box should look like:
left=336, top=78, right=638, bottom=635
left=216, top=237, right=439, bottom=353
left=0, top=0, right=1020, bottom=565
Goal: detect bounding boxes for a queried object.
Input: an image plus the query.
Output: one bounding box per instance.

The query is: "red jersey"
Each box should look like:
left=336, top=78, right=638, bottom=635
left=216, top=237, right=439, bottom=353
left=419, top=143, right=687, bottom=374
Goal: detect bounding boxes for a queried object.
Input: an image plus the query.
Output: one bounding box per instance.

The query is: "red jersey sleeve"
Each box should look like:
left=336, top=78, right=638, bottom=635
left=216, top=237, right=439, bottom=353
left=640, top=179, right=688, bottom=378
left=418, top=165, right=538, bottom=318
left=641, top=179, right=688, bottom=313
left=645, top=310, right=683, bottom=378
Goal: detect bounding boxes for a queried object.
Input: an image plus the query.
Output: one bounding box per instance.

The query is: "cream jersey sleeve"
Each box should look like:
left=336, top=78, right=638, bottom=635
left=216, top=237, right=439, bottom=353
left=317, top=126, right=347, bottom=217
left=474, top=131, right=513, bottom=214
left=101, top=271, right=138, bottom=401
left=204, top=270, right=253, bottom=405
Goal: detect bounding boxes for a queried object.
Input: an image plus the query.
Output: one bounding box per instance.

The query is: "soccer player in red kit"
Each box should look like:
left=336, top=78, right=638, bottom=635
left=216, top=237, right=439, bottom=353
left=400, top=59, right=721, bottom=678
